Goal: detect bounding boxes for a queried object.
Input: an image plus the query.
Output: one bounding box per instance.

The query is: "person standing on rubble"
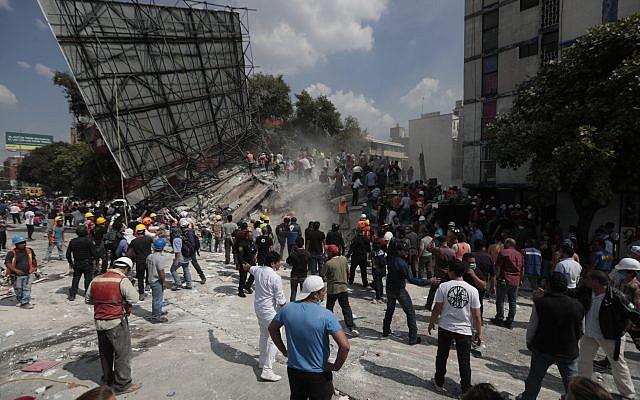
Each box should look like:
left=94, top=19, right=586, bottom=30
left=286, top=217, right=302, bottom=256
left=127, top=224, right=154, bottom=301
left=275, top=217, right=290, bottom=257
left=67, top=225, right=98, bottom=301
left=235, top=225, right=256, bottom=297
left=222, top=215, right=238, bottom=265
left=86, top=257, right=141, bottom=395
left=5, top=236, right=38, bottom=309
left=212, top=214, right=223, bottom=253
left=182, top=221, right=206, bottom=284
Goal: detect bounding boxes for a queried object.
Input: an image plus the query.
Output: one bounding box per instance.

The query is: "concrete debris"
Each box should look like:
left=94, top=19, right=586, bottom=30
left=5, top=330, right=15, bottom=337
left=34, top=385, right=52, bottom=394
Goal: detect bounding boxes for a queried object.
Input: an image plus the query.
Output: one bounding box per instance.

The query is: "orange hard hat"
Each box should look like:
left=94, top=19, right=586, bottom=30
left=142, top=217, right=153, bottom=226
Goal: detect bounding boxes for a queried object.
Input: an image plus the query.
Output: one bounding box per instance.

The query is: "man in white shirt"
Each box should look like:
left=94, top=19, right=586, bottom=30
left=9, top=204, right=21, bottom=224
left=24, top=209, right=35, bottom=241
left=555, top=243, right=582, bottom=289
left=352, top=177, right=362, bottom=206
left=243, top=251, right=286, bottom=382
left=428, top=259, right=482, bottom=394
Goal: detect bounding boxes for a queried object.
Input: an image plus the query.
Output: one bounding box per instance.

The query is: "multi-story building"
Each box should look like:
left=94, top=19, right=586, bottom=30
left=406, top=101, right=464, bottom=188
left=462, top=0, right=639, bottom=191
left=366, top=137, right=408, bottom=169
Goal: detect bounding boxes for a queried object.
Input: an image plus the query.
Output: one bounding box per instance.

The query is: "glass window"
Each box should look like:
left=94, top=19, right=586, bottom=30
left=541, top=30, right=559, bottom=53
left=483, top=0, right=499, bottom=7
left=520, top=0, right=539, bottom=11
left=483, top=55, right=498, bottom=73
left=519, top=38, right=539, bottom=58
left=483, top=11, right=499, bottom=30
left=482, top=72, right=498, bottom=96
left=482, top=101, right=497, bottom=118
left=483, top=27, right=499, bottom=51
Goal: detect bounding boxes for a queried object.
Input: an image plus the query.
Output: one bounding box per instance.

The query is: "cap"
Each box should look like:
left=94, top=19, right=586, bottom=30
left=418, top=216, right=426, bottom=221
left=96, top=217, right=107, bottom=224
left=383, top=231, right=393, bottom=241
left=630, top=246, right=640, bottom=256
left=113, top=257, right=134, bottom=269
left=561, top=238, right=574, bottom=249
left=298, top=276, right=325, bottom=299
left=12, top=236, right=27, bottom=245
left=153, top=238, right=166, bottom=249
left=324, top=244, right=340, bottom=255
left=84, top=212, right=94, bottom=218
left=360, top=214, right=367, bottom=219
left=448, top=221, right=456, bottom=227
left=615, top=257, right=640, bottom=271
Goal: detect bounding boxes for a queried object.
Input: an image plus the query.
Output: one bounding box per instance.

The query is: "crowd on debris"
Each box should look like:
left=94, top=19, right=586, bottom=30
left=2, top=150, right=640, bottom=400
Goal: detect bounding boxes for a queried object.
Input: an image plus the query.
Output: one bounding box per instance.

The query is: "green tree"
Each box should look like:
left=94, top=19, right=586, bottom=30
left=249, top=73, right=293, bottom=124
left=315, top=95, right=343, bottom=136
left=293, top=90, right=317, bottom=126
left=489, top=14, right=640, bottom=252
left=53, top=71, right=89, bottom=119
left=292, top=90, right=343, bottom=137
left=334, top=115, right=367, bottom=152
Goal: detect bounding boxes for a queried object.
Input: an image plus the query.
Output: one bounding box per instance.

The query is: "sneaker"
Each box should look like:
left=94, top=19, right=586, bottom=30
left=139, top=293, right=146, bottom=301
left=244, top=287, right=253, bottom=294
left=68, top=295, right=76, bottom=301
left=260, top=369, right=282, bottom=382
left=20, top=303, right=34, bottom=309
left=431, top=377, right=446, bottom=393
left=371, top=299, right=378, bottom=304
left=151, top=317, right=169, bottom=324
left=184, top=285, right=193, bottom=290
left=161, top=310, right=168, bottom=315
left=171, top=285, right=181, bottom=291
left=200, top=276, right=207, bottom=284
left=346, top=328, right=360, bottom=337
left=114, top=383, right=142, bottom=395
left=15, top=302, right=23, bottom=307
left=409, top=336, right=422, bottom=345
left=238, top=292, right=246, bottom=298
left=491, top=317, right=504, bottom=327
left=503, top=320, right=513, bottom=330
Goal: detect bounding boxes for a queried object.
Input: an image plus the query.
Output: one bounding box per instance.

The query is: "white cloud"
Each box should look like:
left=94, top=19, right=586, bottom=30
left=0, top=0, right=11, bottom=11
left=0, top=84, right=18, bottom=106
left=17, top=61, right=31, bottom=69
left=304, top=82, right=394, bottom=138
left=34, top=63, right=55, bottom=78
left=35, top=18, right=48, bottom=31
left=401, top=76, right=459, bottom=113
left=245, top=0, right=388, bottom=74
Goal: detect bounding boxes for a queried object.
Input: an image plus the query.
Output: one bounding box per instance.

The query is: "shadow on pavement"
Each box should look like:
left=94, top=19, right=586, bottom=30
left=213, top=285, right=239, bottom=295
left=63, top=352, right=102, bottom=384
left=207, top=329, right=260, bottom=380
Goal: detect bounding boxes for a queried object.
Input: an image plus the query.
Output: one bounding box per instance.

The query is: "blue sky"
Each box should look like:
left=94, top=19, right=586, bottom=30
left=0, top=0, right=463, bottom=157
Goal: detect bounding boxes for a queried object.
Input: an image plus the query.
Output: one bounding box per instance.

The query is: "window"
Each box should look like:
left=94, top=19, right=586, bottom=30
left=482, top=28, right=499, bottom=51
left=520, top=0, right=539, bottom=11
left=483, top=55, right=498, bottom=74
left=482, top=100, right=497, bottom=118
left=482, top=72, right=498, bottom=96
left=519, top=38, right=539, bottom=58
left=483, top=0, right=499, bottom=7
left=602, top=0, right=619, bottom=23
left=483, top=11, right=499, bottom=30
left=541, top=30, right=559, bottom=53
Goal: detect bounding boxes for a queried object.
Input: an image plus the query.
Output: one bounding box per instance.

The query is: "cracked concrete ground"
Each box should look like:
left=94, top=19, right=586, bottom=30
left=1, top=229, right=639, bottom=400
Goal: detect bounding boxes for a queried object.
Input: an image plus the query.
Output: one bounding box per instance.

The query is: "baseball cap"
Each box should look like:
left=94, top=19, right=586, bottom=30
left=324, top=244, right=340, bottom=255
left=298, top=276, right=325, bottom=299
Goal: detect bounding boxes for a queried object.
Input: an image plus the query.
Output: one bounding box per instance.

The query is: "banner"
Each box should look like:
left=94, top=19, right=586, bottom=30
left=5, top=132, right=54, bottom=150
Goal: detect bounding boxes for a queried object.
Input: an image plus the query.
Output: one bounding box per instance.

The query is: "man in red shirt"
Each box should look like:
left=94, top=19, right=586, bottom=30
left=492, top=238, right=524, bottom=329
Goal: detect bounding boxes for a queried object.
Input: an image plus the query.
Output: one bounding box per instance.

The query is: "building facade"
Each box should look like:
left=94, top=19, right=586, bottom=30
left=406, top=101, right=463, bottom=188
left=462, top=0, right=639, bottom=189
left=366, top=137, right=408, bottom=169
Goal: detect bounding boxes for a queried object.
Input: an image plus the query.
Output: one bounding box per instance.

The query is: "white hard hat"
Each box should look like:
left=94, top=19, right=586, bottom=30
left=180, top=219, right=190, bottom=228
left=113, top=257, right=133, bottom=269
left=383, top=232, right=393, bottom=241
left=448, top=221, right=456, bottom=227
left=361, top=214, right=367, bottom=219
left=419, top=216, right=426, bottom=221
left=180, top=211, right=189, bottom=218
left=298, top=276, right=326, bottom=299
left=615, top=258, right=640, bottom=271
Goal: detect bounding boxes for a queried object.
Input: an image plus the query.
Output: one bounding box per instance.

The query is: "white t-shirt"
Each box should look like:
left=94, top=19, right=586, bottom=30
left=249, top=265, right=286, bottom=320
left=585, top=292, right=604, bottom=339
left=353, top=178, right=362, bottom=190
left=420, top=236, right=433, bottom=258
left=555, top=258, right=582, bottom=289
left=434, top=280, right=480, bottom=336
left=24, top=211, right=35, bottom=225
left=9, top=205, right=20, bottom=214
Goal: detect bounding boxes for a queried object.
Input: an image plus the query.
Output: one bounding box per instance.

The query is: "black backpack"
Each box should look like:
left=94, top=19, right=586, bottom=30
left=601, top=286, right=639, bottom=340
left=180, top=236, right=195, bottom=258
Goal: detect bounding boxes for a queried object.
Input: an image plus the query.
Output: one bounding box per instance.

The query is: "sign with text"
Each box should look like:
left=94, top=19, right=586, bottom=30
left=5, top=132, right=54, bottom=150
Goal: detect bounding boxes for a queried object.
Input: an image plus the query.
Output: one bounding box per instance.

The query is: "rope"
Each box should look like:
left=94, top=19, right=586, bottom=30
left=0, top=376, right=89, bottom=388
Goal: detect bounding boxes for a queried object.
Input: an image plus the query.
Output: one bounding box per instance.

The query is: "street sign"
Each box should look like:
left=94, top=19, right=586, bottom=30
left=5, top=132, right=54, bottom=151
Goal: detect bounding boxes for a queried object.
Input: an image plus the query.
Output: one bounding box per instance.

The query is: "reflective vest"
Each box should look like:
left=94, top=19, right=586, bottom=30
left=338, top=202, right=348, bottom=214
left=90, top=271, right=131, bottom=321
left=10, top=248, right=36, bottom=274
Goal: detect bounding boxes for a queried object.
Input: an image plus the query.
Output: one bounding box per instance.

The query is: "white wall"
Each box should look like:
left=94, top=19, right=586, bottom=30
left=408, top=113, right=455, bottom=186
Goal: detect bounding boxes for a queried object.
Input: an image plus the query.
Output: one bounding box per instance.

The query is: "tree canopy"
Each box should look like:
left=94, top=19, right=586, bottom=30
left=53, top=71, right=89, bottom=119
left=249, top=73, right=293, bottom=123
left=489, top=14, right=640, bottom=246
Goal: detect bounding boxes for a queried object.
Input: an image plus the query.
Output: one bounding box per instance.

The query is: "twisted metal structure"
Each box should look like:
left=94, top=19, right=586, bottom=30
left=38, top=0, right=258, bottom=205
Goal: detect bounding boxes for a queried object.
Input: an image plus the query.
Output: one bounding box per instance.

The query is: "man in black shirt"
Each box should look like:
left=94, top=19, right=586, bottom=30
left=256, top=231, right=273, bottom=266
left=306, top=221, right=325, bottom=275
left=127, top=225, right=153, bottom=301
left=66, top=225, right=98, bottom=301
left=286, top=237, right=309, bottom=301
left=472, top=239, right=497, bottom=301
left=326, top=224, right=346, bottom=255
left=348, top=230, right=371, bottom=287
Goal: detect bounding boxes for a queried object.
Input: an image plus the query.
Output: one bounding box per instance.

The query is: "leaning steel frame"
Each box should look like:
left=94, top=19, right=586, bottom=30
left=38, top=0, right=258, bottom=206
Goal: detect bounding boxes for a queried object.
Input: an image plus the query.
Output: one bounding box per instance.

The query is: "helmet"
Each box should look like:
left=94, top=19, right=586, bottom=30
left=383, top=232, right=393, bottom=242
left=54, top=216, right=63, bottom=222
left=135, top=224, right=146, bottom=232
left=76, top=225, right=88, bottom=236
left=142, top=217, right=153, bottom=226
left=263, top=215, right=270, bottom=222
left=180, top=219, right=190, bottom=228
left=84, top=212, right=94, bottom=218
left=153, top=238, right=167, bottom=249
left=96, top=217, right=107, bottom=225
left=150, top=213, right=157, bottom=218
left=215, top=214, right=222, bottom=221
left=360, top=214, right=367, bottom=220
left=113, top=257, right=133, bottom=270
left=615, top=258, right=640, bottom=271
left=12, top=236, right=27, bottom=245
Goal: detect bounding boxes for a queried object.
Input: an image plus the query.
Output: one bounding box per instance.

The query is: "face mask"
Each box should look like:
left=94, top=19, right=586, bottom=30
left=468, top=263, right=477, bottom=270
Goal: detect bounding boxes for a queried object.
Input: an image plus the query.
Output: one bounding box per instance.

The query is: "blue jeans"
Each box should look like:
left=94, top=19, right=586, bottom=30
left=308, top=253, right=322, bottom=275
left=150, top=280, right=163, bottom=320
left=15, top=274, right=33, bottom=305
left=170, top=262, right=192, bottom=288
left=496, top=282, right=518, bottom=322
left=522, top=350, right=577, bottom=400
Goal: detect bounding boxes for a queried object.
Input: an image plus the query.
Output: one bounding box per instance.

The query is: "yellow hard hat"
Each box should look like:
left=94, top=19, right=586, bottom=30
left=96, top=217, right=107, bottom=224
left=150, top=213, right=157, bottom=218
left=215, top=214, right=222, bottom=221
left=263, top=215, right=270, bottom=222
left=135, top=224, right=146, bottom=232
left=84, top=212, right=94, bottom=218
left=54, top=216, right=63, bottom=222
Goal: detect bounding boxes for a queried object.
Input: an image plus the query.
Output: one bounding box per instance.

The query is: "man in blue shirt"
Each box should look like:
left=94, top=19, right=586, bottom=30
left=383, top=241, right=429, bottom=345
left=591, top=239, right=613, bottom=272
left=269, top=276, right=350, bottom=400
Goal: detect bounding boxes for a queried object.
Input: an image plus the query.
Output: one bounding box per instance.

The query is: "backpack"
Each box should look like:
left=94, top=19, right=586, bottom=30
left=180, top=236, right=195, bottom=258
left=600, top=286, right=639, bottom=340
left=104, top=230, right=121, bottom=251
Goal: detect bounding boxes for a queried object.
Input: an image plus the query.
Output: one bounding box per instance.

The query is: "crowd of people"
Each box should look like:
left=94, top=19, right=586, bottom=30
left=2, top=149, right=640, bottom=400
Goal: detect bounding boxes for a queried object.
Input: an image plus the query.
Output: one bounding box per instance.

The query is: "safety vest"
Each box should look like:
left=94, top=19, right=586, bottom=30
left=11, top=248, right=35, bottom=274
left=338, top=202, right=348, bottom=214
left=90, top=270, right=131, bottom=321
left=455, top=242, right=471, bottom=261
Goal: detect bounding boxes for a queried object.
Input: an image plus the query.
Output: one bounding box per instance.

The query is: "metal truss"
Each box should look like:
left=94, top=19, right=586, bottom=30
left=38, top=0, right=259, bottom=206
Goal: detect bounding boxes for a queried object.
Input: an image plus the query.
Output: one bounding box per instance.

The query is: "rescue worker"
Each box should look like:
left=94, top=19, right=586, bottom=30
left=275, top=217, right=290, bottom=257
left=5, top=236, right=38, bottom=309
left=212, top=214, right=223, bottom=253
left=127, top=224, right=153, bottom=300
left=347, top=229, right=371, bottom=287
left=45, top=216, right=65, bottom=262
left=86, top=257, right=141, bottom=394
left=67, top=225, right=98, bottom=301
left=94, top=216, right=108, bottom=274
left=235, top=227, right=256, bottom=297
left=85, top=212, right=96, bottom=235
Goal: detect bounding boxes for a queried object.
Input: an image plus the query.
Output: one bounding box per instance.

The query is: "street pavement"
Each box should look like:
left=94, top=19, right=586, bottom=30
left=1, top=227, right=639, bottom=400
